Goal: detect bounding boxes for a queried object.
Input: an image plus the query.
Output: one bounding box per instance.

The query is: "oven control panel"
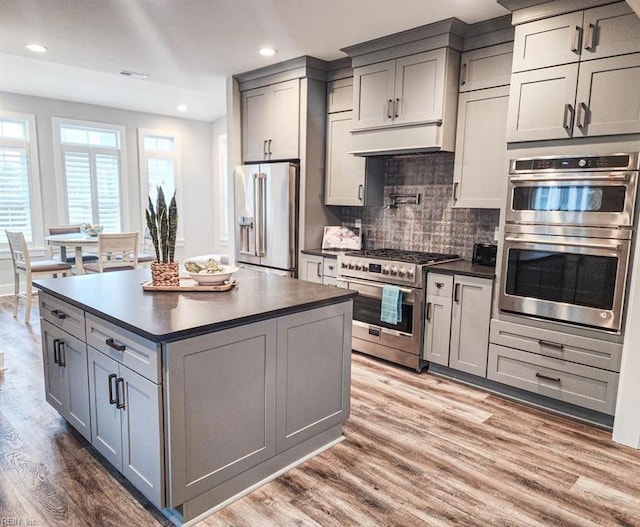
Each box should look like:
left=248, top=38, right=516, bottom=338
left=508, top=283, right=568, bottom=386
left=337, top=256, right=420, bottom=287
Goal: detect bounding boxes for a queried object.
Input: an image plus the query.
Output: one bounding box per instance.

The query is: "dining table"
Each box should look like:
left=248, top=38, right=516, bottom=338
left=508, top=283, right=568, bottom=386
left=45, top=232, right=100, bottom=275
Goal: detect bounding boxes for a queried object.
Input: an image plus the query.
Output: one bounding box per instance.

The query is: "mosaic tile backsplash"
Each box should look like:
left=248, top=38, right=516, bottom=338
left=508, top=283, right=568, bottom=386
left=341, top=152, right=500, bottom=260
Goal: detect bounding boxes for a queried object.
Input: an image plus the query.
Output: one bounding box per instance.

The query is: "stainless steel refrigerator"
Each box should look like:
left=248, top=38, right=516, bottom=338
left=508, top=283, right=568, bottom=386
left=234, top=162, right=299, bottom=276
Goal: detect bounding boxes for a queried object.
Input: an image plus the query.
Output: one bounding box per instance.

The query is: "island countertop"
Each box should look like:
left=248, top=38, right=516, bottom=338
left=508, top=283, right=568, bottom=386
left=34, top=268, right=356, bottom=343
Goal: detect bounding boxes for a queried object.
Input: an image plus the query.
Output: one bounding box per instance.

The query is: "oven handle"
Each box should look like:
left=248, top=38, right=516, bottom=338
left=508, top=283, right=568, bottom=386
left=336, top=277, right=414, bottom=295
left=504, top=236, right=622, bottom=252
left=509, top=174, right=629, bottom=183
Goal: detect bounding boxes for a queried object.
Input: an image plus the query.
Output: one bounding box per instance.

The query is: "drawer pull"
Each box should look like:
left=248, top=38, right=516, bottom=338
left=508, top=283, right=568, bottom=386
left=51, top=309, right=67, bottom=320
left=435, top=282, right=444, bottom=289
left=108, top=373, right=118, bottom=405
left=116, top=377, right=126, bottom=409
left=535, top=372, right=561, bottom=383
left=538, top=339, right=564, bottom=350
left=105, top=338, right=126, bottom=352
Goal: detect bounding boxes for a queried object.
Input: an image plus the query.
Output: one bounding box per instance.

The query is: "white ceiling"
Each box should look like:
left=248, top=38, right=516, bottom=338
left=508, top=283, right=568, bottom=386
left=0, top=0, right=510, bottom=122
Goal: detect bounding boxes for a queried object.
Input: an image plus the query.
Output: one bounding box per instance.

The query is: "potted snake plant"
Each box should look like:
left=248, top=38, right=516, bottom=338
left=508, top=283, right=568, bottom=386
left=145, top=186, right=179, bottom=286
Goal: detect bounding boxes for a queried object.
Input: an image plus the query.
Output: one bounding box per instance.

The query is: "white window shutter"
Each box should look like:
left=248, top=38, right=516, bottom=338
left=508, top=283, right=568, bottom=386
left=0, top=146, right=33, bottom=242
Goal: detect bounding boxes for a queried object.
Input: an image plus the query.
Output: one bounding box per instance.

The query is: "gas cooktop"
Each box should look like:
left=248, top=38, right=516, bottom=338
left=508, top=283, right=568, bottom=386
left=344, top=248, right=460, bottom=265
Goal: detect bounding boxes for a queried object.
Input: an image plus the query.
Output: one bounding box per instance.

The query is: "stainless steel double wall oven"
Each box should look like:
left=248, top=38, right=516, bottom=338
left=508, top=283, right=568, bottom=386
left=500, top=153, right=639, bottom=333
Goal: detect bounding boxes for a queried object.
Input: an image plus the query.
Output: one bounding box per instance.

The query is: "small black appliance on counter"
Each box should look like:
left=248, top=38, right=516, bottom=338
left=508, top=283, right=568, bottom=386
left=472, top=243, right=497, bottom=266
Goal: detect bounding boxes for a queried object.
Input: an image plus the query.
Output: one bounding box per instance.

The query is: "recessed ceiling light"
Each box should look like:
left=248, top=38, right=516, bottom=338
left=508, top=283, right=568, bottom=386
left=177, top=104, right=188, bottom=112
left=259, top=48, right=277, bottom=57
left=119, top=70, right=148, bottom=80
left=25, top=43, right=47, bottom=53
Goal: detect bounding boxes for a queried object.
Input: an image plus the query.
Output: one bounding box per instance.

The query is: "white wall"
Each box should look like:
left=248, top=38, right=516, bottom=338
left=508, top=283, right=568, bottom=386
left=210, top=115, right=228, bottom=255
left=0, top=91, right=217, bottom=294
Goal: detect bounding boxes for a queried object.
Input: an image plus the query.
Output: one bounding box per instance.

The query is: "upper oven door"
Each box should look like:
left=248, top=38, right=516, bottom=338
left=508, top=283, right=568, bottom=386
left=499, top=229, right=630, bottom=332
left=505, top=171, right=637, bottom=228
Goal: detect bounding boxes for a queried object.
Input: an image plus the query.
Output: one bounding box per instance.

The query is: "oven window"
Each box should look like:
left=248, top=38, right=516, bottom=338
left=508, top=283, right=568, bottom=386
left=505, top=249, right=617, bottom=309
left=352, top=294, right=413, bottom=334
left=512, top=185, right=626, bottom=212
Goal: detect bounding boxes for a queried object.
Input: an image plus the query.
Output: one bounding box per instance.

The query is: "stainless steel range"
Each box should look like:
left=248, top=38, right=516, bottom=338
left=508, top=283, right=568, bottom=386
left=337, top=248, right=459, bottom=371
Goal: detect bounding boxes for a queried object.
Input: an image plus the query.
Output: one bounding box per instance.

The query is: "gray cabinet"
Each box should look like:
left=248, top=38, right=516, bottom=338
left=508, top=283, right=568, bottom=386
left=508, top=2, right=640, bottom=142
left=423, top=273, right=493, bottom=377
left=453, top=85, right=509, bottom=209
left=300, top=254, right=338, bottom=285
left=449, top=275, right=493, bottom=377
left=352, top=49, right=451, bottom=130
left=276, top=303, right=351, bottom=451
left=459, top=42, right=513, bottom=92
left=512, top=3, right=640, bottom=72
left=87, top=346, right=164, bottom=509
left=423, top=274, right=453, bottom=366
left=488, top=319, right=622, bottom=415
left=41, top=319, right=91, bottom=441
left=241, top=79, right=300, bottom=162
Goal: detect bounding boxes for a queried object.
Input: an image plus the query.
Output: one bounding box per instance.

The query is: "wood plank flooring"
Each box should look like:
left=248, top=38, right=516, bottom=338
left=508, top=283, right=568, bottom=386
left=1, top=297, right=640, bottom=526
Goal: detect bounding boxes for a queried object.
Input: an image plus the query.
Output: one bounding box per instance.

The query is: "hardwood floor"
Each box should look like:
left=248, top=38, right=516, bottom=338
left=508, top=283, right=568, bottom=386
left=1, top=296, right=639, bottom=526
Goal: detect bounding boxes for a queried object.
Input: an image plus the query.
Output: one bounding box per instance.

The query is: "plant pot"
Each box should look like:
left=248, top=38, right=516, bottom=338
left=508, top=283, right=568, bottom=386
left=151, top=261, right=179, bottom=287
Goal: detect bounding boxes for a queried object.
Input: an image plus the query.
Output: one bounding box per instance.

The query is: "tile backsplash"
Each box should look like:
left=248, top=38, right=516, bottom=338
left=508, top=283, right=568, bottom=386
left=341, top=152, right=500, bottom=260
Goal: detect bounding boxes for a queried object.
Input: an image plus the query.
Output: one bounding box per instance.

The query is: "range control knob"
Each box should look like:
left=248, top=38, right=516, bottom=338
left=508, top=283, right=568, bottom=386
left=348, top=262, right=355, bottom=269
left=355, top=263, right=362, bottom=271
left=382, top=266, right=390, bottom=275
left=341, top=262, right=347, bottom=268
left=398, top=267, right=407, bottom=278
left=406, top=269, right=415, bottom=280
left=390, top=266, right=398, bottom=276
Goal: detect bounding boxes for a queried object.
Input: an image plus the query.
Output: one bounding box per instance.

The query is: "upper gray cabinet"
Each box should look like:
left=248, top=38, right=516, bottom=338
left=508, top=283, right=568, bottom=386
left=241, top=79, right=300, bottom=162
left=512, top=3, right=640, bottom=72
left=352, top=49, right=450, bottom=131
left=459, top=42, right=513, bottom=92
left=507, top=2, right=640, bottom=142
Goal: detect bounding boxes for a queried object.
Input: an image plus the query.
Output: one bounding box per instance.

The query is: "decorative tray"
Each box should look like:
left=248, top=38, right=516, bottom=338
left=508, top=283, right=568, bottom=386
left=142, top=278, right=238, bottom=292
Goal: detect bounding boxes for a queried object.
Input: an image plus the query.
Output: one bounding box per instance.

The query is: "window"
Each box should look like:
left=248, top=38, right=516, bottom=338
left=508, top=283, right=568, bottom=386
left=53, top=119, right=125, bottom=232
left=0, top=112, right=43, bottom=246
left=138, top=129, right=178, bottom=206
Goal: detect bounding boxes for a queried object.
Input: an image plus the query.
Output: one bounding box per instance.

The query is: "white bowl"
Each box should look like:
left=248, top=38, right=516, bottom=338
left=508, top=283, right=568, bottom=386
left=185, top=264, right=238, bottom=284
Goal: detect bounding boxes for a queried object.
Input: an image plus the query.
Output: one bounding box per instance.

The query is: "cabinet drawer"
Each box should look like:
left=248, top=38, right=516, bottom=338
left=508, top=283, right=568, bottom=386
left=323, top=259, right=338, bottom=278
left=490, top=320, right=622, bottom=372
left=39, top=292, right=85, bottom=340
left=460, top=42, right=513, bottom=92
left=86, top=313, right=160, bottom=383
left=487, top=344, right=618, bottom=415
left=426, top=273, right=453, bottom=298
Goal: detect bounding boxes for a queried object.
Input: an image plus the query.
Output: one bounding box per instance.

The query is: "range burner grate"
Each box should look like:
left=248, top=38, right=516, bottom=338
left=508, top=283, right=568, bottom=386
left=344, top=248, right=459, bottom=265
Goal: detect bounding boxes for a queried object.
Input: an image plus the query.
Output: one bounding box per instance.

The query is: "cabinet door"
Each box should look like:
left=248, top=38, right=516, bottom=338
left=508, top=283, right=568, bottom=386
left=512, top=11, right=583, bottom=72
left=423, top=295, right=452, bottom=366
left=242, top=86, right=271, bottom=162
left=582, top=3, right=640, bottom=61
left=460, top=42, right=513, bottom=92
left=269, top=79, right=300, bottom=160
left=449, top=276, right=492, bottom=377
left=393, top=49, right=446, bottom=126
left=325, top=111, right=366, bottom=206
left=276, top=302, right=351, bottom=452
left=164, top=320, right=277, bottom=506
left=506, top=64, right=579, bottom=142
left=120, top=366, right=164, bottom=508
left=453, top=86, right=509, bottom=209
left=352, top=60, right=396, bottom=130
left=41, top=320, right=91, bottom=441
left=88, top=347, right=123, bottom=471
left=327, top=78, right=354, bottom=113
left=574, top=53, right=640, bottom=137
left=300, top=254, right=324, bottom=284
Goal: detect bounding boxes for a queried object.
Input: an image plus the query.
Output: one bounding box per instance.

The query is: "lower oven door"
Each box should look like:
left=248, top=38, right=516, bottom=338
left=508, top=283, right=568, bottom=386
left=499, top=230, right=630, bottom=332
left=336, top=277, right=422, bottom=355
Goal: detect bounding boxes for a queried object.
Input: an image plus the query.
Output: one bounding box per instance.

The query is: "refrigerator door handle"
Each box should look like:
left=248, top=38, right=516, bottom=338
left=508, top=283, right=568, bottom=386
left=255, top=173, right=267, bottom=257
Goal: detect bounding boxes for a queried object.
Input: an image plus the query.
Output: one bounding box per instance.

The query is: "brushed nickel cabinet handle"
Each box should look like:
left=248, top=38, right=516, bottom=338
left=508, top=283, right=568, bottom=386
left=562, top=103, right=574, bottom=132
left=263, top=139, right=268, bottom=160
left=538, top=339, right=564, bottom=350
left=267, top=139, right=272, bottom=158
left=536, top=372, right=561, bottom=383
left=387, top=99, right=393, bottom=119
left=358, top=184, right=364, bottom=201
left=570, top=25, right=582, bottom=52
left=576, top=102, right=588, bottom=130
left=460, top=62, right=468, bottom=86
left=584, top=23, right=595, bottom=51
left=395, top=98, right=400, bottom=118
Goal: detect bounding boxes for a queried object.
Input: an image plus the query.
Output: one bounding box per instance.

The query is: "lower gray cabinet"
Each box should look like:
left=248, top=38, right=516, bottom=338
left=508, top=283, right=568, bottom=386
left=423, top=274, right=453, bottom=366
left=88, top=346, right=164, bottom=508
left=163, top=320, right=278, bottom=507
left=276, top=303, right=351, bottom=451
left=41, top=319, right=91, bottom=441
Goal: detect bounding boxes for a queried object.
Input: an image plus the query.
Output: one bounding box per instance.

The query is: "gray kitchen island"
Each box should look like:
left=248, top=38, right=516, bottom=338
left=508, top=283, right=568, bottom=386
left=34, top=268, right=355, bottom=526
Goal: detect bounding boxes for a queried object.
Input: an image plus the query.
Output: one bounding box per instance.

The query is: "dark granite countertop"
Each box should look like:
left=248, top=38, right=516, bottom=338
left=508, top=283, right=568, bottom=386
left=300, top=248, right=347, bottom=259
left=34, top=268, right=356, bottom=343
left=425, top=260, right=496, bottom=279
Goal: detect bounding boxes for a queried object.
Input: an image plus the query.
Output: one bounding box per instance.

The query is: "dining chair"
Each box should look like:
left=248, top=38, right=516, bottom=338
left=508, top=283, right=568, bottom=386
left=83, top=232, right=139, bottom=273
left=5, top=230, right=72, bottom=324
left=137, top=228, right=156, bottom=267
left=46, top=224, right=99, bottom=264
